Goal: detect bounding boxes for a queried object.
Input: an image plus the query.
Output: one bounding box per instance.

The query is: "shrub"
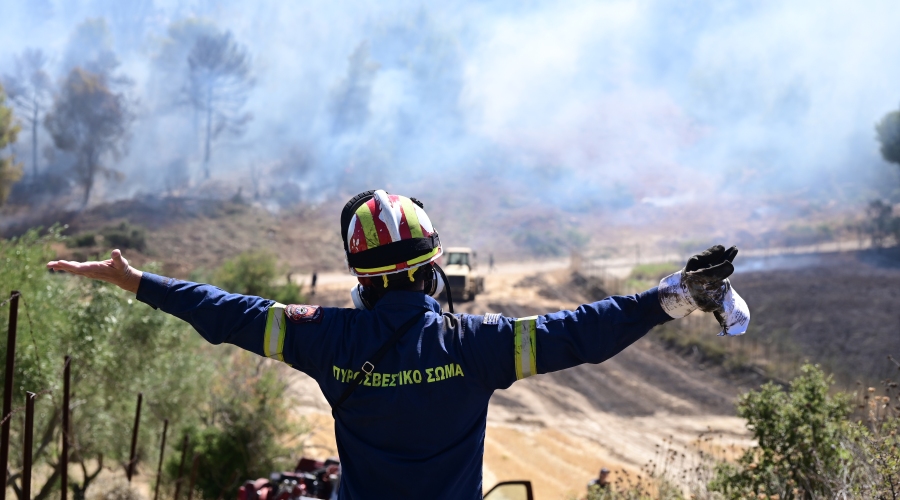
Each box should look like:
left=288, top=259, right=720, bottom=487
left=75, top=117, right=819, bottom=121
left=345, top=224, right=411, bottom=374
left=709, top=364, right=852, bottom=499
left=862, top=199, right=900, bottom=249
left=572, top=471, right=686, bottom=500
left=166, top=353, right=305, bottom=500
left=630, top=263, right=680, bottom=282
left=66, top=232, right=97, bottom=248
left=92, top=481, right=144, bottom=500
left=623, top=263, right=681, bottom=294
left=213, top=250, right=303, bottom=304
left=0, top=227, right=213, bottom=500
left=100, top=222, right=147, bottom=252
left=842, top=375, right=900, bottom=499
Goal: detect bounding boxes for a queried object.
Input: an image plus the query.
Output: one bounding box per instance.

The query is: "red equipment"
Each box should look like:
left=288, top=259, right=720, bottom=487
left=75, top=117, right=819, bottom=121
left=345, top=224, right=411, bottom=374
left=237, top=458, right=341, bottom=500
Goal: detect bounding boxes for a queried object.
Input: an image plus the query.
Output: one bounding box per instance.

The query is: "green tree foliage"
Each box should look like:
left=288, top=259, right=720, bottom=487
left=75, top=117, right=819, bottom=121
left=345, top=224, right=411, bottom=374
left=876, top=110, right=900, bottom=167
left=864, top=199, right=900, bottom=248
left=0, top=83, right=23, bottom=207
left=99, top=222, right=147, bottom=252
left=166, top=353, right=303, bottom=500
left=0, top=228, right=214, bottom=500
left=710, top=364, right=852, bottom=499
left=213, top=250, right=303, bottom=304
left=44, top=68, right=132, bottom=207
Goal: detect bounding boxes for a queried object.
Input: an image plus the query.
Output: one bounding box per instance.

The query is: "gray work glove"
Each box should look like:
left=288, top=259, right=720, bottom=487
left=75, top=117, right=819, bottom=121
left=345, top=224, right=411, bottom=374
left=658, top=245, right=750, bottom=336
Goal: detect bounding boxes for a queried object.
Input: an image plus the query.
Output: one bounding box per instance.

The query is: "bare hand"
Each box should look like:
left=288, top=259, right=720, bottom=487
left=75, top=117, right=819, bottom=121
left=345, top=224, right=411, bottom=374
left=46, top=249, right=143, bottom=294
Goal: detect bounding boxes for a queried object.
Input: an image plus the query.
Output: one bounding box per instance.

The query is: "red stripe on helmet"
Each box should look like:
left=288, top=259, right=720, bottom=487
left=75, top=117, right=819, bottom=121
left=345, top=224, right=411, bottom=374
left=349, top=216, right=368, bottom=254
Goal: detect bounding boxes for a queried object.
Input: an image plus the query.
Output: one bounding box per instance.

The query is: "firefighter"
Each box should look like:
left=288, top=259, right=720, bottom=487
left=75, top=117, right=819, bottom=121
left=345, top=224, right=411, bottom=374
left=47, top=189, right=747, bottom=500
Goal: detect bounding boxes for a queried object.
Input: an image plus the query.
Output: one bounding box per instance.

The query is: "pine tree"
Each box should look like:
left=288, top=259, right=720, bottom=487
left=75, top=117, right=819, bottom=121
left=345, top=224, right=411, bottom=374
left=44, top=68, right=131, bottom=207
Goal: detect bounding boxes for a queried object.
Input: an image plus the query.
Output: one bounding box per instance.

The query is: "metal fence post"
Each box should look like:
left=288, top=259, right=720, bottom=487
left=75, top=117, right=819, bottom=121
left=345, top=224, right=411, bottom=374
left=61, top=356, right=70, bottom=500
left=23, top=392, right=36, bottom=500
left=127, top=393, right=143, bottom=482
left=0, top=290, right=20, bottom=500
left=154, top=419, right=168, bottom=500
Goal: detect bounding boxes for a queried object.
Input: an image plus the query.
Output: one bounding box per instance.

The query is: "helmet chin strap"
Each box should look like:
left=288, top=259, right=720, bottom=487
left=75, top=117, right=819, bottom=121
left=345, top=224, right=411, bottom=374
left=349, top=264, right=455, bottom=313
left=432, top=264, right=454, bottom=314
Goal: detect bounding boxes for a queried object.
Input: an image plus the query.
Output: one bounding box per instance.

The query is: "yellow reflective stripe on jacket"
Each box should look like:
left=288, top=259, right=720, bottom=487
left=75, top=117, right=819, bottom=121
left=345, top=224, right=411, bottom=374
left=400, top=197, right=424, bottom=238
left=356, top=203, right=381, bottom=249
left=264, top=303, right=287, bottom=362
left=514, top=316, right=538, bottom=380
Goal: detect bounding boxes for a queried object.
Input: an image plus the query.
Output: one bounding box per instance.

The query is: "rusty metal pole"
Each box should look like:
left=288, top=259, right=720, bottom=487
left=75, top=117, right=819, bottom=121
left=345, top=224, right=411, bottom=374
left=173, top=434, right=189, bottom=500
left=0, top=290, right=20, bottom=500
left=153, top=419, right=168, bottom=500
left=127, top=393, right=143, bottom=482
left=61, top=356, right=70, bottom=500
left=186, top=455, right=199, bottom=500
left=23, top=391, right=36, bottom=500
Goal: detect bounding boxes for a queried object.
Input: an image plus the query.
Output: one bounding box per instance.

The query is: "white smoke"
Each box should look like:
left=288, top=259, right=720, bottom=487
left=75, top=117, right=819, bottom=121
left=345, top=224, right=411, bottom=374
left=1, top=0, right=900, bottom=211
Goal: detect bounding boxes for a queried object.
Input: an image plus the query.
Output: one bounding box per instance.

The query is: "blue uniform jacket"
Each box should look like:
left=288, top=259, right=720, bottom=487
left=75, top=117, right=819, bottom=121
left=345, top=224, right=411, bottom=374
left=136, top=273, right=672, bottom=500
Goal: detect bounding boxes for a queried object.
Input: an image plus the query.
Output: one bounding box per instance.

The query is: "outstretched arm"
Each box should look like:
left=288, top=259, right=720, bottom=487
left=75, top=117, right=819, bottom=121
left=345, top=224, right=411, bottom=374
left=46, top=250, right=281, bottom=360
left=458, top=245, right=747, bottom=390
left=47, top=249, right=143, bottom=293
left=458, top=288, right=672, bottom=391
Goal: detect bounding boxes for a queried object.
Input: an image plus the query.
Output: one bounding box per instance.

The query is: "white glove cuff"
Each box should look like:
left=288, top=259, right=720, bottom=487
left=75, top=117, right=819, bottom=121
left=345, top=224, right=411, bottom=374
left=658, top=271, right=697, bottom=319
left=718, top=285, right=750, bottom=336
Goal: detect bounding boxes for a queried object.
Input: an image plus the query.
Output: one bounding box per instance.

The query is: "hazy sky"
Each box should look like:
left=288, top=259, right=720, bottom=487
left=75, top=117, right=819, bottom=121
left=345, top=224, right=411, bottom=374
left=3, top=0, right=900, bottom=210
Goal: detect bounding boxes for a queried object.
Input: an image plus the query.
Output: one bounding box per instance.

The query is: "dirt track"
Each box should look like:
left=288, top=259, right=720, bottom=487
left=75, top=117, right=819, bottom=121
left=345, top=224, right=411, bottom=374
left=286, top=263, right=752, bottom=500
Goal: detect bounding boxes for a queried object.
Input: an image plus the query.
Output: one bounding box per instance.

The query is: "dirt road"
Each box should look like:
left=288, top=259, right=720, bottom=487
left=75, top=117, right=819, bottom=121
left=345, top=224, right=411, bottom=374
left=286, top=263, right=751, bottom=500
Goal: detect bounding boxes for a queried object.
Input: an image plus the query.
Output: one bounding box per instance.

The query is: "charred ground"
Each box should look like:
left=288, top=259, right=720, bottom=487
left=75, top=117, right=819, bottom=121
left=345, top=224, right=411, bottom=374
left=734, top=249, right=900, bottom=387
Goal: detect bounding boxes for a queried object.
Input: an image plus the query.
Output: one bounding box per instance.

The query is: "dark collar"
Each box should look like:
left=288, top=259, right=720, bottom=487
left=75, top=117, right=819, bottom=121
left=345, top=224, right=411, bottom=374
left=373, top=290, right=442, bottom=314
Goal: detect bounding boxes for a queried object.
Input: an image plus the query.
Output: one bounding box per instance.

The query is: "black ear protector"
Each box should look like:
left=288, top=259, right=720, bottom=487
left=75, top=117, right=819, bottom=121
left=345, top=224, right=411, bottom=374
left=350, top=282, right=379, bottom=310
left=349, top=263, right=454, bottom=313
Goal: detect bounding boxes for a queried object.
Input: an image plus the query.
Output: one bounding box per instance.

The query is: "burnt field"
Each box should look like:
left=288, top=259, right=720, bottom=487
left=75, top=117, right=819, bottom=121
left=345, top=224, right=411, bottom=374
left=733, top=248, right=900, bottom=387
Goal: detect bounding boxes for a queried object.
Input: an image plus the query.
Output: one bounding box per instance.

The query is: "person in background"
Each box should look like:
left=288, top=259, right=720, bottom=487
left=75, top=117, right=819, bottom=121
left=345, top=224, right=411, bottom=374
left=587, top=467, right=610, bottom=491
left=311, top=270, right=318, bottom=295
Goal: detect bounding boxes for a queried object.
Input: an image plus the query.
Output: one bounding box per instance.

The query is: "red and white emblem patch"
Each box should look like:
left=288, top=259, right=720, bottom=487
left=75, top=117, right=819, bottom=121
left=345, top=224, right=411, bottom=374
left=285, top=304, right=323, bottom=324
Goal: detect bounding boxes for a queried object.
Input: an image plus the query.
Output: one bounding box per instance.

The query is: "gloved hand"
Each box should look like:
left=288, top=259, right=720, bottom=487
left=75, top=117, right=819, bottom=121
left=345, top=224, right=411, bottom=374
left=658, top=245, right=750, bottom=336
left=684, top=245, right=738, bottom=312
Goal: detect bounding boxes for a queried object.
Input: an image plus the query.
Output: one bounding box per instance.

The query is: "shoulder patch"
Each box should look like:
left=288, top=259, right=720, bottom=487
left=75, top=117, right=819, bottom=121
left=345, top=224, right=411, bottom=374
left=285, top=304, right=323, bottom=324
left=483, top=313, right=502, bottom=325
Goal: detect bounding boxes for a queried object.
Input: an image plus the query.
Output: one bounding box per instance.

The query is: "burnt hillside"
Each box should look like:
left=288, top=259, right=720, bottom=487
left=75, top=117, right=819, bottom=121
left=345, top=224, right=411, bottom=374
left=735, top=249, right=900, bottom=386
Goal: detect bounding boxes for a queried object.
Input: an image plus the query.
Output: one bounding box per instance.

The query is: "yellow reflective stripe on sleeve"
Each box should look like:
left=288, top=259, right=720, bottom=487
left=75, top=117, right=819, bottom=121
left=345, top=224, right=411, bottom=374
left=264, top=303, right=287, bottom=362
left=356, top=203, right=381, bottom=249
left=514, top=316, right=538, bottom=380
left=400, top=198, right=424, bottom=238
